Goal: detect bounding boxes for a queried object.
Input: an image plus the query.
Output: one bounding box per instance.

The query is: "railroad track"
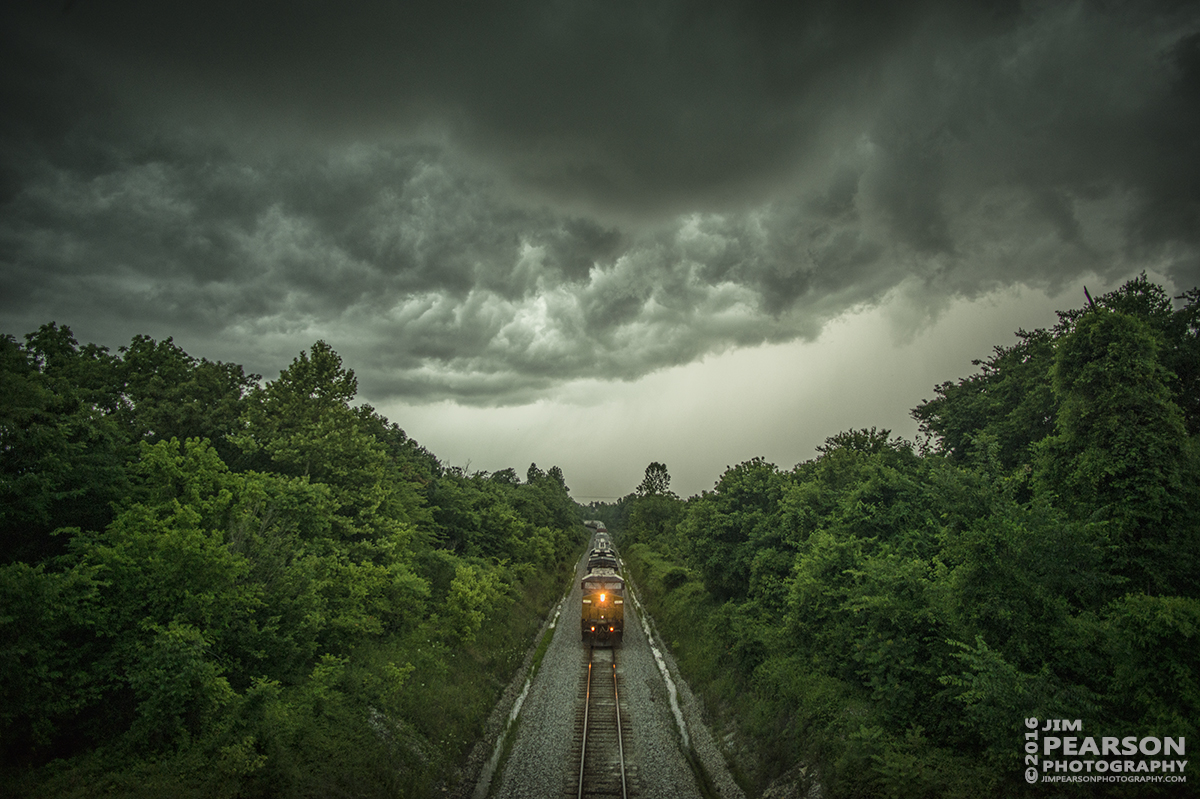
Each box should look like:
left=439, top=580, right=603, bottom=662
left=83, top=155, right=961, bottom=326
left=572, top=646, right=632, bottom=799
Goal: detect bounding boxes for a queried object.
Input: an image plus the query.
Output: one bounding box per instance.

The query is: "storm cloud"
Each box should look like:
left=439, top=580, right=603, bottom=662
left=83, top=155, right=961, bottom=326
left=2, top=0, right=1198, bottom=404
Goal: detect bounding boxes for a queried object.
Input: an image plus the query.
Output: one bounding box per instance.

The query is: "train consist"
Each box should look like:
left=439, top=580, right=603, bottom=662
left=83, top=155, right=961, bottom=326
left=580, top=522, right=624, bottom=646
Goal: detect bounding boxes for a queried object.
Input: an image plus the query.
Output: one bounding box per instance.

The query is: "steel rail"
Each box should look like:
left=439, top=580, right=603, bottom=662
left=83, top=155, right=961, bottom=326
left=577, top=648, right=593, bottom=799
left=576, top=646, right=628, bottom=799
left=612, top=651, right=627, bottom=799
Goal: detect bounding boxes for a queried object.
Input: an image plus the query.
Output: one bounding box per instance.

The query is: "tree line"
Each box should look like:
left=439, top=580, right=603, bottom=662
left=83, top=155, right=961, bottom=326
left=1, top=329, right=585, bottom=797
left=600, top=275, right=1200, bottom=797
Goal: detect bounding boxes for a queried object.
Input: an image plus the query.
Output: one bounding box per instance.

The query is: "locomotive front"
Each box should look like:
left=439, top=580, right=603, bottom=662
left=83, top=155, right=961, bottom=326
left=581, top=568, right=624, bottom=646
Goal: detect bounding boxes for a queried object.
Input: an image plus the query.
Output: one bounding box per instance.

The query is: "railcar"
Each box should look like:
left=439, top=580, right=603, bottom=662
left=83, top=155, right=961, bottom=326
left=581, top=567, right=624, bottom=646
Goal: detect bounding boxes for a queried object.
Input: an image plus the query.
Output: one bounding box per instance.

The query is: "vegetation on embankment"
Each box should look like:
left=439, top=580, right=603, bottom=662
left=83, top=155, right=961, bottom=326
left=0, top=329, right=586, bottom=797
left=600, top=276, right=1200, bottom=798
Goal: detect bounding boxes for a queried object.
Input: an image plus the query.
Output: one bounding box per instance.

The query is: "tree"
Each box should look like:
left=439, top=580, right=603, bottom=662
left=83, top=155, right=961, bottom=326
left=232, top=342, right=430, bottom=541
left=680, top=457, right=784, bottom=600
left=23, top=322, right=122, bottom=412
left=0, top=333, right=127, bottom=562
left=914, top=275, right=1200, bottom=469
left=268, top=340, right=357, bottom=411
left=116, top=334, right=259, bottom=465
left=912, top=330, right=1057, bottom=471
left=1034, top=309, right=1198, bottom=593
left=489, top=468, right=520, bottom=486
left=1057, top=274, right=1200, bottom=434
left=636, top=462, right=674, bottom=497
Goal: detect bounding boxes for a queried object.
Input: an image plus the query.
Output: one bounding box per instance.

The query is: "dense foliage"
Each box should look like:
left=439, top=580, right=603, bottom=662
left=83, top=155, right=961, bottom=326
left=614, top=276, right=1200, bottom=797
left=0, top=329, right=585, bottom=797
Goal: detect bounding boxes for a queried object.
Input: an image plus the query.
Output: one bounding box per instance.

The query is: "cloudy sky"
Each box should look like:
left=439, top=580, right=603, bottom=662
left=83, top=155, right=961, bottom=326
left=3, top=0, right=1198, bottom=499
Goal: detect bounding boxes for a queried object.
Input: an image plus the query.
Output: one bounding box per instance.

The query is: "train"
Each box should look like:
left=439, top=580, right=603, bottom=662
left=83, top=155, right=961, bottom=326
left=581, top=526, right=624, bottom=646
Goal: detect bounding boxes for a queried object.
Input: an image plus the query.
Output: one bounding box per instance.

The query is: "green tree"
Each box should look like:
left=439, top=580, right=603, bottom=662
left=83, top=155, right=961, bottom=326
left=1058, top=275, right=1200, bottom=434
left=679, top=457, right=785, bottom=600
left=116, top=334, right=260, bottom=465
left=0, top=559, right=103, bottom=762
left=22, top=322, right=123, bottom=412
left=915, top=275, right=1200, bottom=472
left=912, top=329, right=1057, bottom=471
left=1102, top=594, right=1200, bottom=735
left=233, top=342, right=430, bottom=543
left=1035, top=309, right=1198, bottom=593
left=0, top=333, right=127, bottom=563
left=442, top=563, right=505, bottom=644
left=636, top=461, right=674, bottom=497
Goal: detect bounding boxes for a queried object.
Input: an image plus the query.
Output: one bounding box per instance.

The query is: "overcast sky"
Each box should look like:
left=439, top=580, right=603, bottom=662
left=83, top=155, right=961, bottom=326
left=3, top=1, right=1198, bottom=499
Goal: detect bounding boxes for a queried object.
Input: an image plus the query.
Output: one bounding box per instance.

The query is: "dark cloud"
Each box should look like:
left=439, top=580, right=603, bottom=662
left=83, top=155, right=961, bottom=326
left=1, top=0, right=1199, bottom=404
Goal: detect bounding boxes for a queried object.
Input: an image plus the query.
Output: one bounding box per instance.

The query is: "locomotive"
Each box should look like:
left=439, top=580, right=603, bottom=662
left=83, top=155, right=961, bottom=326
left=581, top=531, right=623, bottom=646
left=581, top=567, right=624, bottom=646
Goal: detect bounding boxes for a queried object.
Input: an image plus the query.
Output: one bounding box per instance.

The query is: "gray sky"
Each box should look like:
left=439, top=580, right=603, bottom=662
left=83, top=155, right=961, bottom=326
left=3, top=1, right=1198, bottom=499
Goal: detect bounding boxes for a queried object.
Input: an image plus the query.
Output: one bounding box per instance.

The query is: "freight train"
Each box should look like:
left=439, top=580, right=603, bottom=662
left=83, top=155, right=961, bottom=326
left=581, top=529, right=623, bottom=646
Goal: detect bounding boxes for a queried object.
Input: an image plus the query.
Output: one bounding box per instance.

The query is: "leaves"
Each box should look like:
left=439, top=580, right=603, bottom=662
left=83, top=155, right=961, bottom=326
left=443, top=563, right=505, bottom=644
left=1, top=330, right=586, bottom=796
